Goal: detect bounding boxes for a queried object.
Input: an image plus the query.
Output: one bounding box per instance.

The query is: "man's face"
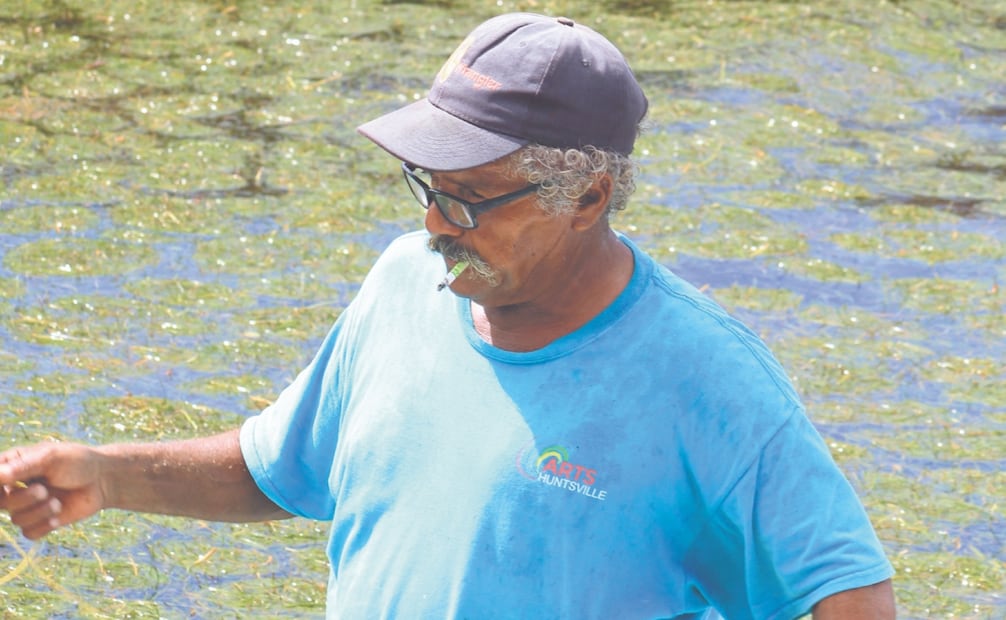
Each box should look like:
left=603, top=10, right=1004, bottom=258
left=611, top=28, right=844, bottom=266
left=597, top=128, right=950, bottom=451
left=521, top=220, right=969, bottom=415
left=424, top=157, right=576, bottom=310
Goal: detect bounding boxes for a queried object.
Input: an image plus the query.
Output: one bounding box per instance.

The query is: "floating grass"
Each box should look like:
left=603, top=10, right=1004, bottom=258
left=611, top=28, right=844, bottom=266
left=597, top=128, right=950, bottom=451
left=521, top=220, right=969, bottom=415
left=4, top=238, right=158, bottom=277
left=80, top=396, right=243, bottom=442
left=1, top=0, right=1004, bottom=617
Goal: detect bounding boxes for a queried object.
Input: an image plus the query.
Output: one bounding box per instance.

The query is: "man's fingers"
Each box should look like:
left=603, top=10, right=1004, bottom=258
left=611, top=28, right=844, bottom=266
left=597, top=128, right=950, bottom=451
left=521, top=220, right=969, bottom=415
left=4, top=484, right=63, bottom=540
left=0, top=447, right=48, bottom=486
left=1, top=482, right=51, bottom=513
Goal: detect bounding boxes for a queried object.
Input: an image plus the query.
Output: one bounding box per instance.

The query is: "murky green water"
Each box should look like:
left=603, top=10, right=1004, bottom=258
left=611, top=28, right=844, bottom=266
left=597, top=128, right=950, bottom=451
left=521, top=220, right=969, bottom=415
left=1, top=0, right=1004, bottom=618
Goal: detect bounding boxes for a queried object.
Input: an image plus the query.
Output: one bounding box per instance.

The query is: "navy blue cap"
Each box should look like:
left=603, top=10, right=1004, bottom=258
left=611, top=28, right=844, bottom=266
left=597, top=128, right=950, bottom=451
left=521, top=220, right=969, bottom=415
left=357, top=13, right=648, bottom=171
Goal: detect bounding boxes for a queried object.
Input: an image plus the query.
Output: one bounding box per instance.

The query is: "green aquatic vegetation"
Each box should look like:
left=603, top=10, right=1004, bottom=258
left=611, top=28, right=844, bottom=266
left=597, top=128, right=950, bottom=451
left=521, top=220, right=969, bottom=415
left=848, top=127, right=940, bottom=169
left=225, top=518, right=329, bottom=548
left=868, top=426, right=1005, bottom=462
left=80, top=395, right=243, bottom=442
left=707, top=284, right=803, bottom=314
left=59, top=352, right=138, bottom=378
left=0, top=118, right=42, bottom=164
left=6, top=304, right=127, bottom=349
left=280, top=177, right=421, bottom=232
left=776, top=257, right=868, bottom=284
left=742, top=104, right=847, bottom=149
left=637, top=203, right=808, bottom=261
left=679, top=227, right=808, bottom=261
left=1, top=0, right=1004, bottom=616
left=774, top=337, right=906, bottom=397
left=110, top=195, right=253, bottom=235
left=856, top=101, right=927, bottom=127
left=831, top=229, right=1004, bottom=264
left=0, top=394, right=69, bottom=444
left=807, top=399, right=945, bottom=425
left=612, top=201, right=700, bottom=241
left=4, top=237, right=158, bottom=277
left=5, top=295, right=219, bottom=347
left=640, top=98, right=727, bottom=131
left=651, top=132, right=786, bottom=187
left=209, top=573, right=326, bottom=612
left=919, top=356, right=1004, bottom=385
left=194, top=235, right=378, bottom=282
left=0, top=393, right=57, bottom=419
left=0, top=350, right=34, bottom=374
left=876, top=161, right=1006, bottom=209
left=892, top=551, right=1006, bottom=617
left=890, top=277, right=1001, bottom=316
left=139, top=139, right=266, bottom=194
left=152, top=337, right=311, bottom=375
left=727, top=190, right=813, bottom=211
left=730, top=72, right=800, bottom=95
left=865, top=203, right=961, bottom=225
left=236, top=305, right=343, bottom=343
left=7, top=157, right=126, bottom=205
left=795, top=179, right=873, bottom=202
left=154, top=539, right=276, bottom=577
left=125, top=277, right=255, bottom=311
left=804, top=145, right=871, bottom=167
left=881, top=6, right=984, bottom=62
left=948, top=380, right=1006, bottom=409
left=182, top=374, right=276, bottom=414
left=0, top=205, right=99, bottom=235
left=921, top=468, right=1005, bottom=513
left=823, top=438, right=869, bottom=464
left=869, top=502, right=955, bottom=549
left=237, top=272, right=348, bottom=306
left=17, top=371, right=107, bottom=396
left=859, top=471, right=991, bottom=527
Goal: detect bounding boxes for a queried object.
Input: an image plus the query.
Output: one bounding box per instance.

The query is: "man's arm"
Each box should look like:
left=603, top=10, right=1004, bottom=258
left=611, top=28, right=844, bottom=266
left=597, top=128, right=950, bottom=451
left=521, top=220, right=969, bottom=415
left=813, top=580, right=896, bottom=619
left=0, top=429, right=290, bottom=540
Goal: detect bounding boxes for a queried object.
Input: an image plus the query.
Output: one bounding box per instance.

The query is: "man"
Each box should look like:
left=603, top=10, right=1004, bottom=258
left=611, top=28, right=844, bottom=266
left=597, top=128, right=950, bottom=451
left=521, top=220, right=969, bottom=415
left=1, top=13, right=894, bottom=619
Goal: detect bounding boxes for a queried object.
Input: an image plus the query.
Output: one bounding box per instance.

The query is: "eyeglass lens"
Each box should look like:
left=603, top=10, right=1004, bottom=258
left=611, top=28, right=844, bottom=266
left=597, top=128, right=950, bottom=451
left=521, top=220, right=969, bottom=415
left=404, top=168, right=476, bottom=228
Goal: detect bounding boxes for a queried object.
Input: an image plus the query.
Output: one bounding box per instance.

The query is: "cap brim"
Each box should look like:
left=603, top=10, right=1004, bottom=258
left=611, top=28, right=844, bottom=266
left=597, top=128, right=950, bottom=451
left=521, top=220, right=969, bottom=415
left=357, top=99, right=528, bottom=171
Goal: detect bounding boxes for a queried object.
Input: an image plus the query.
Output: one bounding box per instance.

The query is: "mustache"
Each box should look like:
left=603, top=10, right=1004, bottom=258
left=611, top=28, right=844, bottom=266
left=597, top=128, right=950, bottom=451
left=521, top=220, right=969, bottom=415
left=427, top=235, right=473, bottom=262
left=427, top=235, right=498, bottom=285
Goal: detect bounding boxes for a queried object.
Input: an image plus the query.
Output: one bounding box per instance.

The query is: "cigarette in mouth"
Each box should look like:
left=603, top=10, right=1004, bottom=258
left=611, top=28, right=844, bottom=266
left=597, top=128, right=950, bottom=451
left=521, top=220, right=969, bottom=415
left=436, top=260, right=469, bottom=291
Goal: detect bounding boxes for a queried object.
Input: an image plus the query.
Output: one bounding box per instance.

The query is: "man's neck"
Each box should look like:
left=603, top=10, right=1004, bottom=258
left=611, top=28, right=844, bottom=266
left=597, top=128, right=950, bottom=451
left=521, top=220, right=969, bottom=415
left=470, top=231, right=634, bottom=352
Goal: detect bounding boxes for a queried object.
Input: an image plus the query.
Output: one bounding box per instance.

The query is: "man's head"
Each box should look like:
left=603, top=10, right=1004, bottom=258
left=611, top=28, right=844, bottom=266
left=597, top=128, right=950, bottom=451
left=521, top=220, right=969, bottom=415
left=358, top=13, right=646, bottom=306
left=357, top=12, right=648, bottom=172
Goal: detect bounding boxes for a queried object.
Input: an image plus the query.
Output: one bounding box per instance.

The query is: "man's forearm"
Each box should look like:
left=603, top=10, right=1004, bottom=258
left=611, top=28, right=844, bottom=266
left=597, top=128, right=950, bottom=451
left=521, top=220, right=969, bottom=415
left=97, top=429, right=290, bottom=522
left=812, top=579, right=896, bottom=619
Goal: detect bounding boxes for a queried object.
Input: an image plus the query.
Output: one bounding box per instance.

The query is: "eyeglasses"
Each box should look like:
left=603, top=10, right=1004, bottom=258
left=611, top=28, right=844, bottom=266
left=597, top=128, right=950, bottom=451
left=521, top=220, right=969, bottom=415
left=402, top=162, right=540, bottom=229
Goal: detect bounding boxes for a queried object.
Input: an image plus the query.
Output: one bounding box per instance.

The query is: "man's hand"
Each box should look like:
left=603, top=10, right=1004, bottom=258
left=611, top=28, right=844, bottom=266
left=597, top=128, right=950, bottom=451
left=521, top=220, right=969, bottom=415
left=0, top=442, right=105, bottom=540
left=813, top=579, right=896, bottom=619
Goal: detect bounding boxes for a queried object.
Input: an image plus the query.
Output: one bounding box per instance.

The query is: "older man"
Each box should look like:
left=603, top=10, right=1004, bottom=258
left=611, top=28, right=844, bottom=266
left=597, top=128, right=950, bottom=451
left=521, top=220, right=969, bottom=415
left=1, top=13, right=893, bottom=619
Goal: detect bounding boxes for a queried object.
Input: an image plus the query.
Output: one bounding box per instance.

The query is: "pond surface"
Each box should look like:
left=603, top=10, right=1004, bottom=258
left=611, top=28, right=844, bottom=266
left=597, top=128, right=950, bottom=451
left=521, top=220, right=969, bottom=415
left=1, top=1, right=1004, bottom=618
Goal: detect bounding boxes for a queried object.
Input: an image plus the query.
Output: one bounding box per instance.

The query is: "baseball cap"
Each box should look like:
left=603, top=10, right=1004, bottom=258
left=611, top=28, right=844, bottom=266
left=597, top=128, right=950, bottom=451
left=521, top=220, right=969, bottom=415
left=357, top=13, right=648, bottom=171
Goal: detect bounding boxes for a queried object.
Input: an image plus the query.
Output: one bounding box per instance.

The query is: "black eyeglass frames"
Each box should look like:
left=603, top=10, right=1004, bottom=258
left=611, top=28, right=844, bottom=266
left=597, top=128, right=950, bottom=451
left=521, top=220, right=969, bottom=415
left=401, top=162, right=540, bottom=229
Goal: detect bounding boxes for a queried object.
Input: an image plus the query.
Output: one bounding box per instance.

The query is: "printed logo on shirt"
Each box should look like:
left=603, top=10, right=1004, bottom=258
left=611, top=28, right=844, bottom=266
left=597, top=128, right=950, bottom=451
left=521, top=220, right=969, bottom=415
left=516, top=444, right=608, bottom=501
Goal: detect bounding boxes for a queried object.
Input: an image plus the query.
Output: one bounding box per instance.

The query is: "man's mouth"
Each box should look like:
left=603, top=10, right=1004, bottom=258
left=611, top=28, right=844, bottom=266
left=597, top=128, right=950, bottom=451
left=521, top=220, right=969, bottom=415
left=427, top=235, right=499, bottom=287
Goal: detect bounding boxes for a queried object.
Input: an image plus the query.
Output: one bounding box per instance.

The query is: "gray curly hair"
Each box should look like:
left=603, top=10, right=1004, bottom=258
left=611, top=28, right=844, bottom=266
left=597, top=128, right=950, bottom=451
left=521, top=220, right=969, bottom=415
left=506, top=144, right=637, bottom=217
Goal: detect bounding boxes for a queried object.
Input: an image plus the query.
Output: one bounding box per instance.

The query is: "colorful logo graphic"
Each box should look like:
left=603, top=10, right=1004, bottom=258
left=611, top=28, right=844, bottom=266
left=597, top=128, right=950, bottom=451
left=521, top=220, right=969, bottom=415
left=516, top=444, right=607, bottom=501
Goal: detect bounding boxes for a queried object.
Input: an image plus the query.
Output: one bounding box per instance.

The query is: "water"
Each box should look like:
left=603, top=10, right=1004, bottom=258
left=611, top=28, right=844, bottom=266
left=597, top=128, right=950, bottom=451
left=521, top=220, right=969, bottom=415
left=1, top=1, right=1004, bottom=617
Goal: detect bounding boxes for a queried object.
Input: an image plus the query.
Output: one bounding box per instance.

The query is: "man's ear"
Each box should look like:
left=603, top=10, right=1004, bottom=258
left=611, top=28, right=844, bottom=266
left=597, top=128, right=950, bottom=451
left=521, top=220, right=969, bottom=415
left=571, top=173, right=614, bottom=232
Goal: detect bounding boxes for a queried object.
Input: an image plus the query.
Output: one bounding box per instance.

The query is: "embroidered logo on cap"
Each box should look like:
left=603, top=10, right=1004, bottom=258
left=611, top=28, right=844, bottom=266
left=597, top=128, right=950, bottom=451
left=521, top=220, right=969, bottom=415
left=436, top=34, right=473, bottom=83
left=436, top=33, right=501, bottom=90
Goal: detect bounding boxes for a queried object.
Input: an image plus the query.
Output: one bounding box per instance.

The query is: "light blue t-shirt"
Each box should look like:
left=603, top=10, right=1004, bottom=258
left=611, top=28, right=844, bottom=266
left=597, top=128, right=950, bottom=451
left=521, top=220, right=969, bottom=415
left=240, top=231, right=892, bottom=619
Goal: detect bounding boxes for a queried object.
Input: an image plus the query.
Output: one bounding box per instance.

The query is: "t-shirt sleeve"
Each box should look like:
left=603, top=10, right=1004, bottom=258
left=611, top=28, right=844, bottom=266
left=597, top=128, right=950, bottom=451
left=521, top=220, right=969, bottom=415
left=684, top=412, right=894, bottom=620
left=239, top=316, right=349, bottom=521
